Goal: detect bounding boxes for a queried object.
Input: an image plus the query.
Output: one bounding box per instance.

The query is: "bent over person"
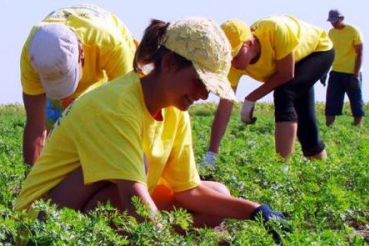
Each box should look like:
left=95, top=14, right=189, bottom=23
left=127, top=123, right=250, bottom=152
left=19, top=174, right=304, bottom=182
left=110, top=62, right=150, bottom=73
left=325, top=9, right=365, bottom=126
left=20, top=4, right=137, bottom=165
left=16, top=17, right=291, bottom=244
left=203, top=15, right=334, bottom=167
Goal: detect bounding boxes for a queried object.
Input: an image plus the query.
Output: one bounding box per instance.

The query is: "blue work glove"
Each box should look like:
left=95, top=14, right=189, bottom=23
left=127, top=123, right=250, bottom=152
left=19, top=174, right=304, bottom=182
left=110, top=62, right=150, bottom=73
left=202, top=151, right=218, bottom=166
left=199, top=151, right=218, bottom=181
left=251, top=204, right=292, bottom=244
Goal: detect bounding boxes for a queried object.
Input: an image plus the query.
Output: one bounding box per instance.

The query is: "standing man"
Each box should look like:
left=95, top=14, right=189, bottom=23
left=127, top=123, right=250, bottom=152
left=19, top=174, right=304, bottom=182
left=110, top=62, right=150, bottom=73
left=325, top=9, right=365, bottom=126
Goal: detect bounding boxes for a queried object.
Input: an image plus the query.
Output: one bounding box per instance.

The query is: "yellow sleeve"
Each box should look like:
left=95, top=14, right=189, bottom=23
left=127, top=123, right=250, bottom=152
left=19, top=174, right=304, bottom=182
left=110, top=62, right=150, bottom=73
left=353, top=26, right=363, bottom=46
left=161, top=112, right=201, bottom=192
left=20, top=26, right=45, bottom=96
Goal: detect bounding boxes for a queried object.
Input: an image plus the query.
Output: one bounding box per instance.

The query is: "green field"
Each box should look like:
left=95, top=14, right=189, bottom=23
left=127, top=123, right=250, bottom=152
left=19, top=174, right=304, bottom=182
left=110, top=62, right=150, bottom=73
left=0, top=103, right=368, bottom=245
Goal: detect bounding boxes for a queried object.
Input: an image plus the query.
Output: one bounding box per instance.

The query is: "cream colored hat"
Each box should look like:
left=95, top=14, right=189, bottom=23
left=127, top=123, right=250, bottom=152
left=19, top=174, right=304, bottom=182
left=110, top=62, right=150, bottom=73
left=30, top=23, right=80, bottom=100
left=162, top=17, right=236, bottom=101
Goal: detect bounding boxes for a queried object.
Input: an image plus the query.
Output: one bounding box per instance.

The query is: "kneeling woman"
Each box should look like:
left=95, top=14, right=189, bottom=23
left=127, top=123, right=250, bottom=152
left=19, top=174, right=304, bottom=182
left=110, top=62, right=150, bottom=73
left=16, top=17, right=290, bottom=242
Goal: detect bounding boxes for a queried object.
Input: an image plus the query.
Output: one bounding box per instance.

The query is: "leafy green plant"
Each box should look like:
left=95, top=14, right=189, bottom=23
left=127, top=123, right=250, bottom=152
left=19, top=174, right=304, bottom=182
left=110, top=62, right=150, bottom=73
left=1, top=102, right=368, bottom=245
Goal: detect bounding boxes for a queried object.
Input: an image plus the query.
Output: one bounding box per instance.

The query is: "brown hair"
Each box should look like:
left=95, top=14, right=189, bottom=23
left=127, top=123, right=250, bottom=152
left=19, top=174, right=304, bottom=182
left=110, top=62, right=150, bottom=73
left=133, top=19, right=192, bottom=74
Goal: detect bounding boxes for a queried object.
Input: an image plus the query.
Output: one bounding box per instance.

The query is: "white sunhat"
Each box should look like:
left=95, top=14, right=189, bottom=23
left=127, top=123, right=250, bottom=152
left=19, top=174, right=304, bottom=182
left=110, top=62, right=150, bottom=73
left=29, top=23, right=80, bottom=100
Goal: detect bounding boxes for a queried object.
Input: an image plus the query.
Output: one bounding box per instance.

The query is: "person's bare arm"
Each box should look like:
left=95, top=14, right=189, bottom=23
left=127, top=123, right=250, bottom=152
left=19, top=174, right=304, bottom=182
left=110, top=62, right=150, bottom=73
left=22, top=93, right=47, bottom=165
left=116, top=180, right=157, bottom=221
left=354, top=44, right=363, bottom=77
left=246, top=53, right=295, bottom=101
left=174, top=183, right=259, bottom=219
left=208, top=87, right=237, bottom=153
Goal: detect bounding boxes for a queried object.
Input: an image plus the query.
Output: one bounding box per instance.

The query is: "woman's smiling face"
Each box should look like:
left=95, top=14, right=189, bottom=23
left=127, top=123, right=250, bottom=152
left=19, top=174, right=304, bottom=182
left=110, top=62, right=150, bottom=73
left=168, top=65, right=209, bottom=111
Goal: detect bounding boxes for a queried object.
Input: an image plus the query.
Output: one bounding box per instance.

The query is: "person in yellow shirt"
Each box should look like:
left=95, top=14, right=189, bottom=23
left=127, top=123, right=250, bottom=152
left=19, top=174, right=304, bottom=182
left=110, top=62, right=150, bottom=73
left=16, top=17, right=291, bottom=244
left=20, top=4, right=137, bottom=165
left=203, top=15, right=334, bottom=166
left=325, top=9, right=365, bottom=126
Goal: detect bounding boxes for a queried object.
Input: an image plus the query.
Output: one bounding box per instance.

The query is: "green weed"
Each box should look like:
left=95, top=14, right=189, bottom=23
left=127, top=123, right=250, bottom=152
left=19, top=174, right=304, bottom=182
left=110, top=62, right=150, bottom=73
left=0, top=103, right=368, bottom=245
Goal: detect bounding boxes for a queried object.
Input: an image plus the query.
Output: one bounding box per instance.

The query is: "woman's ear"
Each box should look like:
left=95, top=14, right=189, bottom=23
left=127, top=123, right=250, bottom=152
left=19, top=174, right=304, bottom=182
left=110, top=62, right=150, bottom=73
left=161, top=52, right=178, bottom=74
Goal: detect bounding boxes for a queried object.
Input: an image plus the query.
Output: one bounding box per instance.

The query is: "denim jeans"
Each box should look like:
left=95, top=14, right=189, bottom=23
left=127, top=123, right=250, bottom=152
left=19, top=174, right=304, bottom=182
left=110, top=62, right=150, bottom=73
left=325, top=71, right=365, bottom=117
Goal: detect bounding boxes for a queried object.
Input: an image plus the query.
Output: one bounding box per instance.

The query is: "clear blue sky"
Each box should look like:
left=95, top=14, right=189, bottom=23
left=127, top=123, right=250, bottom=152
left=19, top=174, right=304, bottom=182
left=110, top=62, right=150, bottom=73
left=1, top=0, right=366, bottom=104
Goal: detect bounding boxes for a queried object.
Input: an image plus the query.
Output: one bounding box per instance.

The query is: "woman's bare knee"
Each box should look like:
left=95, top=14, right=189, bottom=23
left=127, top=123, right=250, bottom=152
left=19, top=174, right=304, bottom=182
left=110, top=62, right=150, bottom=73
left=201, top=180, right=230, bottom=196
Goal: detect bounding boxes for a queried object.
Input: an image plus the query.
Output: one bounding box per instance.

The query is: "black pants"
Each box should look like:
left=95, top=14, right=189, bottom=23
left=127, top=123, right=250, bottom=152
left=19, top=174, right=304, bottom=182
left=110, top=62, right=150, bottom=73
left=274, top=49, right=335, bottom=156
left=325, top=71, right=365, bottom=117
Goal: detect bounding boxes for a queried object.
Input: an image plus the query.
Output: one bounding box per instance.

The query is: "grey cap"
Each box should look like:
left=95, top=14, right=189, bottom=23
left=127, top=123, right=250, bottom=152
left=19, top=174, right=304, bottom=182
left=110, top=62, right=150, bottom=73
left=327, top=9, right=344, bottom=22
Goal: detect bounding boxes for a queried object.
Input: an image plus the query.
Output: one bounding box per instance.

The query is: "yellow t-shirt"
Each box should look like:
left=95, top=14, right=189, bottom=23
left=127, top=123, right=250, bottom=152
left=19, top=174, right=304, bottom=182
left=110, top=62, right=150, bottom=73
left=20, top=3, right=136, bottom=100
left=329, top=25, right=363, bottom=74
left=15, top=71, right=201, bottom=210
left=228, top=15, right=333, bottom=86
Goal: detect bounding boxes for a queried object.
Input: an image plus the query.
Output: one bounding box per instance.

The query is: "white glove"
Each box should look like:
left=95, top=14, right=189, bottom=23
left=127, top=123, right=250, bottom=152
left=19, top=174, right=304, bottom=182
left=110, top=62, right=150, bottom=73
left=241, top=99, right=257, bottom=124
left=202, top=151, right=218, bottom=166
